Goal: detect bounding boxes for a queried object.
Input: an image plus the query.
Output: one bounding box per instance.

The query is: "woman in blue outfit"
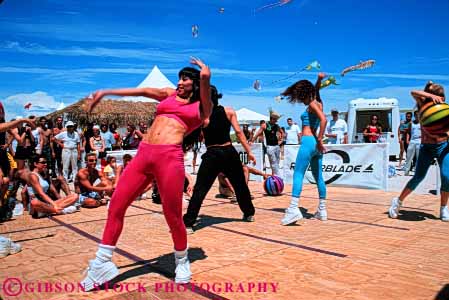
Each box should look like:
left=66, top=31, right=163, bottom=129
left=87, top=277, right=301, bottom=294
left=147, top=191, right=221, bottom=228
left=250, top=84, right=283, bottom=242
left=389, top=82, right=449, bottom=221
left=281, top=74, right=328, bottom=225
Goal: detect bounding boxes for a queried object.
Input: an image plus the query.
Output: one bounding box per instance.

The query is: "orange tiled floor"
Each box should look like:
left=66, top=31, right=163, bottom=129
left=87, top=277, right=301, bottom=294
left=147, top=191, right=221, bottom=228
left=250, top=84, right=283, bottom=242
left=0, top=182, right=448, bottom=300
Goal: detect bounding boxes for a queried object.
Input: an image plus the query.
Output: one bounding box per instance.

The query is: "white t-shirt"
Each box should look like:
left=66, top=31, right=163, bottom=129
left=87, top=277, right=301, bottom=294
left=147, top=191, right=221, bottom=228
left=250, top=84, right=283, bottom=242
left=326, top=119, right=348, bottom=144
left=55, top=131, right=80, bottom=149
left=285, top=124, right=301, bottom=144
left=410, top=122, right=421, bottom=143
left=32, top=129, right=40, bottom=151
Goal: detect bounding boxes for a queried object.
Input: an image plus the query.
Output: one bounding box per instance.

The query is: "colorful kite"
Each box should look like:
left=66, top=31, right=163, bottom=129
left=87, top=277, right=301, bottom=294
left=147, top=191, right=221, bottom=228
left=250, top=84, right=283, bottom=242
left=269, top=60, right=321, bottom=85
left=303, top=60, right=321, bottom=71
left=341, top=59, right=375, bottom=77
left=255, top=0, right=293, bottom=13
left=253, top=80, right=262, bottom=91
left=320, top=76, right=339, bottom=89
left=24, top=102, right=32, bottom=110
left=192, top=25, right=199, bottom=38
left=219, top=7, right=225, bottom=13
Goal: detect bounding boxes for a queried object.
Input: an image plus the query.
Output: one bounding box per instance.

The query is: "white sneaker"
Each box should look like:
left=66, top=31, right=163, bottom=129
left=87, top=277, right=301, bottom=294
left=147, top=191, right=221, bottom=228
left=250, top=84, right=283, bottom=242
left=62, top=205, right=78, bottom=214
left=174, top=252, right=191, bottom=284
left=81, top=260, right=119, bottom=291
left=388, top=197, right=402, bottom=219
left=441, top=206, right=449, bottom=222
left=0, top=236, right=22, bottom=258
left=314, top=209, right=328, bottom=221
left=281, top=207, right=303, bottom=225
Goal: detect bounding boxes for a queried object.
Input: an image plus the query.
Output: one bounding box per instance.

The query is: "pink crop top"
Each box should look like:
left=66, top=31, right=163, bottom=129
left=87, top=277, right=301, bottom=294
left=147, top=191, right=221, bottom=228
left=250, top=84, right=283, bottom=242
left=156, top=93, right=202, bottom=135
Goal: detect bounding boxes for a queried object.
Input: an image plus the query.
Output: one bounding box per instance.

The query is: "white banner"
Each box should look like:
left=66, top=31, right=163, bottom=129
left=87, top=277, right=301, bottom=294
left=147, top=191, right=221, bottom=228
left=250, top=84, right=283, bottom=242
left=282, top=143, right=389, bottom=190
left=105, top=143, right=265, bottom=182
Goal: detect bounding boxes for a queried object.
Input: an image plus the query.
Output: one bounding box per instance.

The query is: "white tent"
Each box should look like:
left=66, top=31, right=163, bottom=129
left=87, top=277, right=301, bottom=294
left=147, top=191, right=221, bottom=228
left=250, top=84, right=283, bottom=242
left=236, top=108, right=268, bottom=126
left=122, top=66, right=176, bottom=103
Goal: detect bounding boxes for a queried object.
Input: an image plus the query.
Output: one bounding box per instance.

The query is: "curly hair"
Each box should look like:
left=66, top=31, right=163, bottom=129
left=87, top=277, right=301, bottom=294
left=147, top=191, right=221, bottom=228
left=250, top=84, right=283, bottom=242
left=281, top=80, right=316, bottom=104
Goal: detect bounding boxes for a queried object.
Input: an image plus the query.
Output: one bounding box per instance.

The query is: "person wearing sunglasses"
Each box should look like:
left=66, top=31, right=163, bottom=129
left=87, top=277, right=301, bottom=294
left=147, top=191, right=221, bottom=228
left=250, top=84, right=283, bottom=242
left=27, top=155, right=79, bottom=218
left=75, top=153, right=113, bottom=208
left=363, top=115, right=382, bottom=143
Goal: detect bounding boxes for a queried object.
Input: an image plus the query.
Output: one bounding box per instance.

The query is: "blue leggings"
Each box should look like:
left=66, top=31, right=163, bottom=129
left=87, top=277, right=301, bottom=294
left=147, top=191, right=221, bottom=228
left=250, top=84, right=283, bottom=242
left=292, top=136, right=326, bottom=199
left=405, top=141, right=449, bottom=192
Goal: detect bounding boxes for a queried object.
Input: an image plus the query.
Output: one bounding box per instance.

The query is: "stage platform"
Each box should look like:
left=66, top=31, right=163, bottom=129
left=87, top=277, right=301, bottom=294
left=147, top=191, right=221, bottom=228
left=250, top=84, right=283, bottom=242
left=0, top=181, right=448, bottom=300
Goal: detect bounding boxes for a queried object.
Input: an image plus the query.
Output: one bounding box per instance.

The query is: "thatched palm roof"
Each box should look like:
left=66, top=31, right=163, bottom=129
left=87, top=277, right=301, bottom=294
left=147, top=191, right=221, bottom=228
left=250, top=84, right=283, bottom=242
left=46, top=98, right=157, bottom=127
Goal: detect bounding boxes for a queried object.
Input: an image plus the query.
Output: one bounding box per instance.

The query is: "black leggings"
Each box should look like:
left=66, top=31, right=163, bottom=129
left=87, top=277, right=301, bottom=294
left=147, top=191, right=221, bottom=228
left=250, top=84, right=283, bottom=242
left=183, top=145, right=255, bottom=227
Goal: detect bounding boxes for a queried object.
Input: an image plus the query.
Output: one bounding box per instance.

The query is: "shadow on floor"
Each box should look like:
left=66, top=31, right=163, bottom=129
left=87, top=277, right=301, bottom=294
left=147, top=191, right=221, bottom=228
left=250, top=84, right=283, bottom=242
left=270, top=207, right=315, bottom=219
left=392, top=210, right=438, bottom=222
left=435, top=284, right=449, bottom=300
left=95, top=247, right=207, bottom=289
left=193, top=215, right=242, bottom=231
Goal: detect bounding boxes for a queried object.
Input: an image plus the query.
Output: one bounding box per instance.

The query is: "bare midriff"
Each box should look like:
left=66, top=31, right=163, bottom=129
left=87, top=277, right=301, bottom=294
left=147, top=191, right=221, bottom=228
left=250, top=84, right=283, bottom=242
left=143, top=116, right=188, bottom=145
left=301, top=126, right=316, bottom=137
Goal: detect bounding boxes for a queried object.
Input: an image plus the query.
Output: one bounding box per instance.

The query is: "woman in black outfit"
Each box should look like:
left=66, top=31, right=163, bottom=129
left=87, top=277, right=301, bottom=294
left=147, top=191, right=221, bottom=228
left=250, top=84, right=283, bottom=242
left=183, top=86, right=256, bottom=233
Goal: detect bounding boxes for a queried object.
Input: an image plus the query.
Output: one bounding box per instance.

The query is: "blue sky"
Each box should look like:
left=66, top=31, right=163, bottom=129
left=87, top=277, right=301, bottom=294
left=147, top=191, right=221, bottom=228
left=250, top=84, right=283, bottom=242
left=1, top=0, right=448, bottom=126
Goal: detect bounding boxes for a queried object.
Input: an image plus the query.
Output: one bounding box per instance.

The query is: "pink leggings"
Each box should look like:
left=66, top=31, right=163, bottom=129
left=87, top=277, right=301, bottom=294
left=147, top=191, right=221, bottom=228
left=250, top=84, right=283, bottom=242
left=102, top=142, right=187, bottom=251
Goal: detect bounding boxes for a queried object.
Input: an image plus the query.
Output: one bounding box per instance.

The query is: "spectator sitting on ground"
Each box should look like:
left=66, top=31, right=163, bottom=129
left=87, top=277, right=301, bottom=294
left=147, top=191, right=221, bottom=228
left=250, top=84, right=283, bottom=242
left=27, top=155, right=79, bottom=218
left=75, top=153, right=112, bottom=208
left=217, top=164, right=269, bottom=200
left=103, top=156, right=118, bottom=186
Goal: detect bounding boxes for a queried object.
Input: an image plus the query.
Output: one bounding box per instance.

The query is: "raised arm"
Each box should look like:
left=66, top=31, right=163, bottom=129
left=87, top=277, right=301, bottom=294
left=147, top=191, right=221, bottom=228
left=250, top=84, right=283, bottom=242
left=226, top=107, right=256, bottom=164
left=315, top=73, right=327, bottom=103
left=87, top=87, right=174, bottom=113
left=411, top=90, right=444, bottom=106
left=0, top=118, right=35, bottom=133
left=190, top=57, right=213, bottom=120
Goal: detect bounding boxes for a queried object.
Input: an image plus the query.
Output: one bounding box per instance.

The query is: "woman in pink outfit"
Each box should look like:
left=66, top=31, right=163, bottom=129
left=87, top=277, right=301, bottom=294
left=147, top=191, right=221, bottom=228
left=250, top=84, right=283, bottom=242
left=81, top=58, right=212, bottom=289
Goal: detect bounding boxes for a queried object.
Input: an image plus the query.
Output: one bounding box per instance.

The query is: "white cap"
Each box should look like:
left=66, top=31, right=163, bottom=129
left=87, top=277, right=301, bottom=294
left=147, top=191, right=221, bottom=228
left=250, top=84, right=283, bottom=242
left=65, top=121, right=75, bottom=127
left=93, top=125, right=100, bottom=130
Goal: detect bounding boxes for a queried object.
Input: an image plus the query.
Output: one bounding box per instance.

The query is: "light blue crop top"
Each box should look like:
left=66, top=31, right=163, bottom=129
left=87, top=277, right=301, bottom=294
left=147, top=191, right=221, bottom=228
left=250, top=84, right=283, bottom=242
left=301, top=108, right=320, bottom=128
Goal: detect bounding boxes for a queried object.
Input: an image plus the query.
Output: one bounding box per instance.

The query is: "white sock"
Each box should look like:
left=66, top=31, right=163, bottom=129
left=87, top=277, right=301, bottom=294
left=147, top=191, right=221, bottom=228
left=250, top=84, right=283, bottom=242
left=288, top=197, right=299, bottom=210
left=94, top=244, right=115, bottom=264
left=319, top=199, right=326, bottom=210
left=175, top=248, right=188, bottom=259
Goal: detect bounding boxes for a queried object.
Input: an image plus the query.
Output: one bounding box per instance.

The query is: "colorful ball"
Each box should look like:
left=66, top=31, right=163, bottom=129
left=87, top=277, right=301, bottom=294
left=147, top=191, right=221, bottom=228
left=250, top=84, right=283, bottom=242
left=263, top=175, right=284, bottom=196
left=419, top=102, right=449, bottom=135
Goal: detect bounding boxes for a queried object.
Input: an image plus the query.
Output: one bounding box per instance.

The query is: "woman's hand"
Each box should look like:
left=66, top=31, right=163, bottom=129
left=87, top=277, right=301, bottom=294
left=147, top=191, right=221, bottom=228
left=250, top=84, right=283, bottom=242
left=190, top=56, right=210, bottom=79
left=318, top=72, right=327, bottom=80
left=248, top=152, right=257, bottom=165
left=86, top=91, right=105, bottom=113
left=429, top=94, right=444, bottom=104
left=317, top=140, right=326, bottom=153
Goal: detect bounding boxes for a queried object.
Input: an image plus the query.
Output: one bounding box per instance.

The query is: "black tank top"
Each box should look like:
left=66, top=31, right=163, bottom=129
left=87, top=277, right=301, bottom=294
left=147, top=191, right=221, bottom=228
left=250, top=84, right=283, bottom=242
left=0, top=132, right=5, bottom=145
left=203, top=106, right=231, bottom=147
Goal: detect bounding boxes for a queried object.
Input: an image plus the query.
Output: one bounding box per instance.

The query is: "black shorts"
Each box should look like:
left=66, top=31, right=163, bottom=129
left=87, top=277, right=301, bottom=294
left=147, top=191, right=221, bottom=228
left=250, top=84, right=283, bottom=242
left=14, top=146, right=34, bottom=160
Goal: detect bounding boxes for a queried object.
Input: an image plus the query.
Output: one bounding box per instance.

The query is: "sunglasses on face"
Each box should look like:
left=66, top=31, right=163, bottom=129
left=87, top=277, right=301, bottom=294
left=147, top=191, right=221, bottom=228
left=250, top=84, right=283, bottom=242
left=88, top=159, right=97, bottom=163
left=38, top=161, right=47, bottom=164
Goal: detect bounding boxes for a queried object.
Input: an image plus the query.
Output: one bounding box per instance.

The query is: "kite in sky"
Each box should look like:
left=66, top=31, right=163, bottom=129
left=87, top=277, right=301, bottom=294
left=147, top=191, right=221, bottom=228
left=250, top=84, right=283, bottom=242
left=255, top=0, right=293, bottom=13
left=320, top=76, right=339, bottom=89
left=341, top=59, right=375, bottom=77
left=253, top=80, right=262, bottom=91
left=268, top=60, right=320, bottom=85
left=192, top=25, right=199, bottom=38
left=24, top=102, right=32, bottom=110
left=219, top=7, right=225, bottom=13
